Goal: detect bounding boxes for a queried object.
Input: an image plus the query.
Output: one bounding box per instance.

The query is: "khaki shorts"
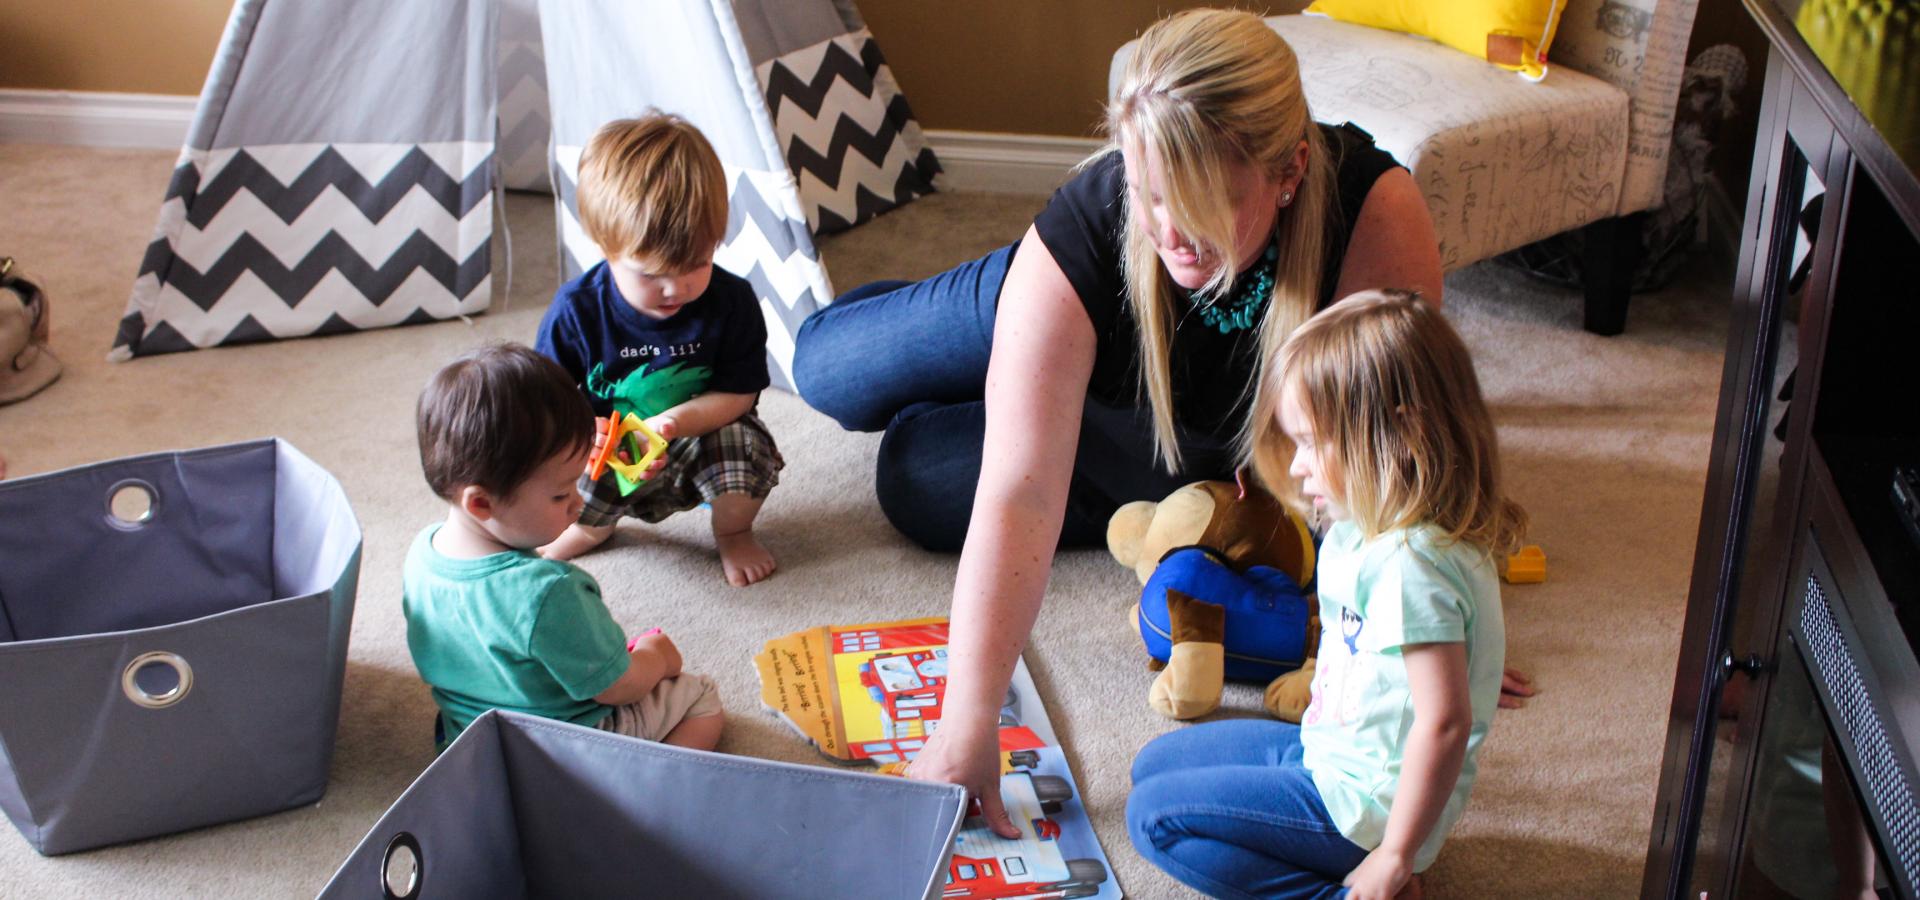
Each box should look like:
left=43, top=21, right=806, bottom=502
left=595, top=673, right=723, bottom=742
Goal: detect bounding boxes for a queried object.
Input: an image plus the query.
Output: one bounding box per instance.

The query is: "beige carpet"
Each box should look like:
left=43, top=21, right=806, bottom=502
left=0, top=142, right=1728, bottom=897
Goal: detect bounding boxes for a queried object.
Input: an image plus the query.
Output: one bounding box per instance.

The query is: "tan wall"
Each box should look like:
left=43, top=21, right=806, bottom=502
left=4, top=0, right=1760, bottom=200
left=0, top=0, right=228, bottom=95
left=859, top=1, right=1309, bottom=136
left=0, top=1, right=1307, bottom=136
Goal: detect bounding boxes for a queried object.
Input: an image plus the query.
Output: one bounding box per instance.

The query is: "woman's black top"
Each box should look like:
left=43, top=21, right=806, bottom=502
left=1031, top=122, right=1401, bottom=451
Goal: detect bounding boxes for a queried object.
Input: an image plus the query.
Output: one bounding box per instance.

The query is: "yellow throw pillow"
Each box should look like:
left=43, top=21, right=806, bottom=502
left=1304, top=0, right=1570, bottom=81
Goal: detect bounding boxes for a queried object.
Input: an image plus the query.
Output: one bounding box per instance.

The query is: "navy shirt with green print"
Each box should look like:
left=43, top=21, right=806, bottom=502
left=536, top=262, right=770, bottom=419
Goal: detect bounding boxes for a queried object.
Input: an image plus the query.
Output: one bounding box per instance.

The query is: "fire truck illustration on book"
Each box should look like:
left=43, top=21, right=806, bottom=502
left=943, top=766, right=1110, bottom=899
left=860, top=647, right=947, bottom=735
left=855, top=647, right=1026, bottom=765
left=754, top=618, right=1122, bottom=897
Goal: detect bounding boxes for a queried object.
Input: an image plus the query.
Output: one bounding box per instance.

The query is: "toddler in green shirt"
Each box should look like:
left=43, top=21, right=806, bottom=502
left=403, top=342, right=723, bottom=750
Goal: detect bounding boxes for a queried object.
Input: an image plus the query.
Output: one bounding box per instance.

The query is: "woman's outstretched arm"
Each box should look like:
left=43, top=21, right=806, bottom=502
left=905, top=225, right=1097, bottom=838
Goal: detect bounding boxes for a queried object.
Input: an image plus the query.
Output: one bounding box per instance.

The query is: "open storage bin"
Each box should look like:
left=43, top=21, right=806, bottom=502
left=323, top=710, right=969, bottom=899
left=0, top=438, right=360, bottom=854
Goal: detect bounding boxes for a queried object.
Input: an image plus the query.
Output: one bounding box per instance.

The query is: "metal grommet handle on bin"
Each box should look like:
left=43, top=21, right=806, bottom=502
left=104, top=478, right=159, bottom=531
left=121, top=652, right=193, bottom=709
left=382, top=832, right=422, bottom=899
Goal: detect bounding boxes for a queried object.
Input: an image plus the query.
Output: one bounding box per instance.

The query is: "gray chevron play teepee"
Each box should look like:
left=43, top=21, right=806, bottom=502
left=115, top=0, right=940, bottom=390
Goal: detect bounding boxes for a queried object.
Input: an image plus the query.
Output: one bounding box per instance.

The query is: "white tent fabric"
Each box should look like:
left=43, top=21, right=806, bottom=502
left=116, top=0, right=941, bottom=390
left=542, top=1, right=834, bottom=385
left=497, top=0, right=551, bottom=192
left=114, top=0, right=495, bottom=360
left=740, top=1, right=940, bottom=234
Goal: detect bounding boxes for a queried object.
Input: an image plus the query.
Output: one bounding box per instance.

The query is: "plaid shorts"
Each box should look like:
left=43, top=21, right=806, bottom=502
left=576, top=412, right=783, bottom=527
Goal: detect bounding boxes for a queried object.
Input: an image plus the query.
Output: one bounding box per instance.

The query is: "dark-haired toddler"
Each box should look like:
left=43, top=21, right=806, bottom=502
left=402, top=342, right=723, bottom=751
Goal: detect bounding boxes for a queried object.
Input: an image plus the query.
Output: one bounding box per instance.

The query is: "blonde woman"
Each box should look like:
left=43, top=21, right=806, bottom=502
left=793, top=9, right=1448, bottom=834
left=1129, top=290, right=1524, bottom=898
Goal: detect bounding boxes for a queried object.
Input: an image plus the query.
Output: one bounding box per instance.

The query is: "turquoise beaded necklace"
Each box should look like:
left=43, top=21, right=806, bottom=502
left=1193, top=236, right=1279, bottom=334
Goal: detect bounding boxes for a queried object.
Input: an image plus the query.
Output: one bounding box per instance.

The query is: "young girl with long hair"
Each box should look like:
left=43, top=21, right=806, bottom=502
left=1127, top=289, right=1526, bottom=899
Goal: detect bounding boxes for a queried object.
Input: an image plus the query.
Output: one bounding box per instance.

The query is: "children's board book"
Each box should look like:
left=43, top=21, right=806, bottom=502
left=755, top=617, right=1121, bottom=899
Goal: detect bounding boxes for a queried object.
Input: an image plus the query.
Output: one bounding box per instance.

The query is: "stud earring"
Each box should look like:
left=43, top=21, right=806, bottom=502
left=1280, top=190, right=1294, bottom=207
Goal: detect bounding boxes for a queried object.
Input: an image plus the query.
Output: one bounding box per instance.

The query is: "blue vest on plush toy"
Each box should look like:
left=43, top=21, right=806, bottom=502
left=1137, top=546, right=1314, bottom=681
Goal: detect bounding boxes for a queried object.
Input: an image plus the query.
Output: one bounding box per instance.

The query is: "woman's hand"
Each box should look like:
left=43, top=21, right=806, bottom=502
left=906, top=722, right=1021, bottom=839
left=1342, top=846, right=1413, bottom=899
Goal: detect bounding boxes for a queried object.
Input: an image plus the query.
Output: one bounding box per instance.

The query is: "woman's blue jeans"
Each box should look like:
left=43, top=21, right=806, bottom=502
left=1127, top=720, right=1370, bottom=899
left=791, top=242, right=1230, bottom=551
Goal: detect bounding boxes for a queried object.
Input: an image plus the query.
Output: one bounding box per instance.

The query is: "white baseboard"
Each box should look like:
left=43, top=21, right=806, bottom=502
left=924, top=130, right=1103, bottom=195
left=0, top=89, right=194, bottom=148
left=0, top=89, right=1098, bottom=195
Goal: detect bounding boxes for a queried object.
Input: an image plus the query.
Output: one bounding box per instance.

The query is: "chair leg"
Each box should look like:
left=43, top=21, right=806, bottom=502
left=1582, top=214, right=1644, bottom=336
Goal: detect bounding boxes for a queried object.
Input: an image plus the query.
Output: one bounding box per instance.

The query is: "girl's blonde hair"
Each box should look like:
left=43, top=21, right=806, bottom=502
left=1106, top=8, right=1333, bottom=471
left=1254, top=289, right=1528, bottom=556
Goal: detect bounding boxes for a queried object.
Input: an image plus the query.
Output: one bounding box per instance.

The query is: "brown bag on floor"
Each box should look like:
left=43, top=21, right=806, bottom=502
left=0, top=257, right=61, bottom=404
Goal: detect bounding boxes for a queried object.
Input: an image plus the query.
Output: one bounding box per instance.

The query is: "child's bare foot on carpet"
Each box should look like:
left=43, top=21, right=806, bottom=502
left=715, top=528, right=775, bottom=586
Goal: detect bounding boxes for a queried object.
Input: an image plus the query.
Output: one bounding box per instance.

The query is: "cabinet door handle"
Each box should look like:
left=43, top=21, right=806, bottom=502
left=1722, top=651, right=1770, bottom=677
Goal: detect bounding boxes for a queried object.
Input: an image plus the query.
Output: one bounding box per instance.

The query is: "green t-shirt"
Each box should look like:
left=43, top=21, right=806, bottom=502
left=1300, top=521, right=1506, bottom=872
left=401, top=525, right=629, bottom=744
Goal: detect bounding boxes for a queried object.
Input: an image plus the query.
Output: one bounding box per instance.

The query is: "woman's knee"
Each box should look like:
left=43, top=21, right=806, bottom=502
left=837, top=279, right=914, bottom=305
left=875, top=456, right=970, bottom=553
left=792, top=309, right=887, bottom=431
left=874, top=403, right=982, bottom=552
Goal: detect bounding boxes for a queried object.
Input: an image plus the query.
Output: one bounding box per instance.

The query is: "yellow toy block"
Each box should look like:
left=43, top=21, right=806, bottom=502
left=586, top=412, right=668, bottom=496
left=1504, top=545, right=1547, bottom=584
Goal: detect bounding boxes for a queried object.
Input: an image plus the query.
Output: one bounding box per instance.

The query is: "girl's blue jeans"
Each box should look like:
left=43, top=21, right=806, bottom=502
left=1128, top=720, right=1370, bottom=899
left=790, top=242, right=1234, bottom=551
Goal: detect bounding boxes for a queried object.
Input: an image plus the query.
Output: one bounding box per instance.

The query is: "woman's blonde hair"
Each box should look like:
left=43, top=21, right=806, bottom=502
left=577, top=113, right=728, bottom=273
left=1254, top=289, right=1528, bottom=555
left=1106, top=8, right=1333, bottom=471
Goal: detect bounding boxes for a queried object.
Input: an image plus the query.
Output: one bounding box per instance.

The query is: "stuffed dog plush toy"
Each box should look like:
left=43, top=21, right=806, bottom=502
left=1109, top=479, right=1322, bottom=721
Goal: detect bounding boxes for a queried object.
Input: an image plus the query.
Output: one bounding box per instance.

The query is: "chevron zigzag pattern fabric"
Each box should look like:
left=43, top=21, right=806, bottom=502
left=113, top=142, right=494, bottom=359
left=497, top=39, right=553, bottom=192
left=496, top=0, right=551, bottom=192
left=118, top=0, right=935, bottom=362
left=550, top=147, right=828, bottom=392
left=758, top=29, right=941, bottom=235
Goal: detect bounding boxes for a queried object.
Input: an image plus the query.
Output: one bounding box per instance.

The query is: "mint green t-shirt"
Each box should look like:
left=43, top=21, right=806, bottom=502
left=401, top=525, right=629, bottom=744
left=1300, top=521, right=1506, bottom=872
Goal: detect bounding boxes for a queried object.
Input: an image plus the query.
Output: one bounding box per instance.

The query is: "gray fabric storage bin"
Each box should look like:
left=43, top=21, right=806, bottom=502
left=0, top=438, right=360, bottom=855
left=323, top=710, right=969, bottom=899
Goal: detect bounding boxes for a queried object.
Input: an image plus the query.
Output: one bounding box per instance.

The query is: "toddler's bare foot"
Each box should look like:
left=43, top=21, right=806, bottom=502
left=540, top=522, right=615, bottom=561
left=715, top=528, right=776, bottom=586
